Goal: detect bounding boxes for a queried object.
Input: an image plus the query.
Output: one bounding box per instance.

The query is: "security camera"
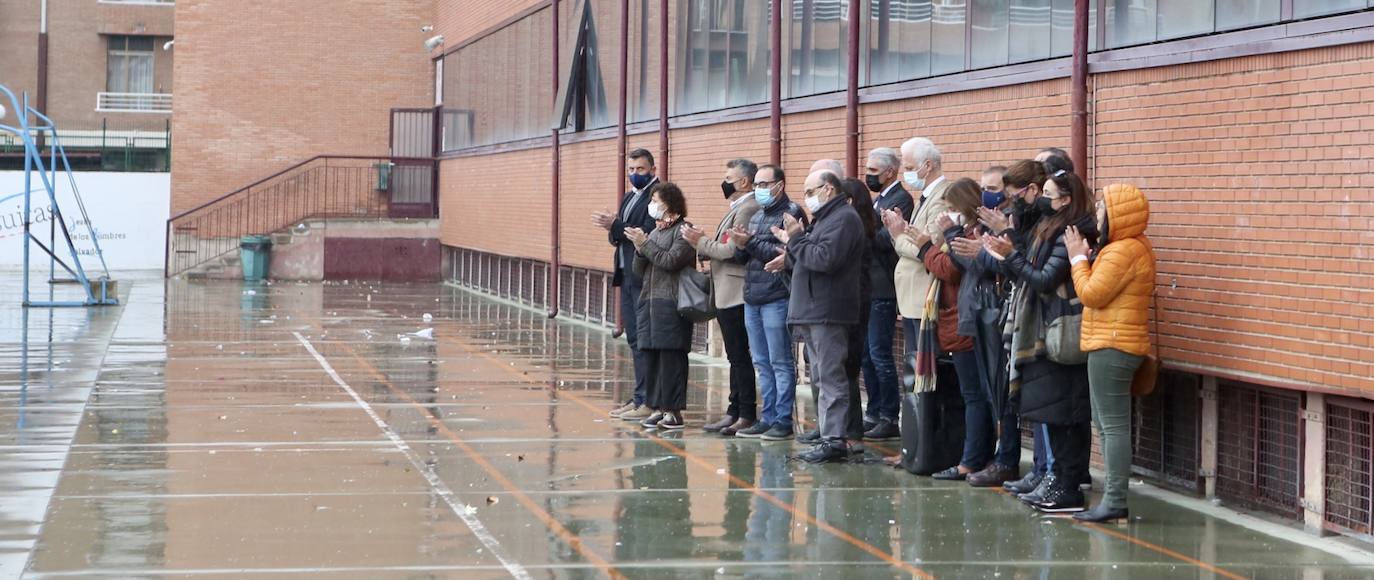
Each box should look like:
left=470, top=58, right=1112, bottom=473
left=420, top=25, right=434, bottom=33
left=424, top=35, right=444, bottom=52
left=162, top=40, right=174, bottom=51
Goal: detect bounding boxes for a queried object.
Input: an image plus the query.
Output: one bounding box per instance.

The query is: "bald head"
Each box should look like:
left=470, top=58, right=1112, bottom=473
left=809, top=159, right=844, bottom=179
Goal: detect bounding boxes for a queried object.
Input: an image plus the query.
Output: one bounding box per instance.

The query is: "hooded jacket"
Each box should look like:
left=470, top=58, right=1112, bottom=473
left=1071, top=184, right=1156, bottom=357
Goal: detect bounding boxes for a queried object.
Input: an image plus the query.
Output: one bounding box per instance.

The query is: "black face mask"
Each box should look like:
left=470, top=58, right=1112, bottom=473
left=864, top=174, right=885, bottom=193
left=1035, top=195, right=1058, bottom=217
left=721, top=180, right=736, bottom=199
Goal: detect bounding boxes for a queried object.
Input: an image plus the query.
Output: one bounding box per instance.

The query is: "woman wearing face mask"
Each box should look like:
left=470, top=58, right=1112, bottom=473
left=920, top=178, right=988, bottom=480
left=1065, top=184, right=1156, bottom=523
left=625, top=183, right=697, bottom=430
left=986, top=166, right=1098, bottom=513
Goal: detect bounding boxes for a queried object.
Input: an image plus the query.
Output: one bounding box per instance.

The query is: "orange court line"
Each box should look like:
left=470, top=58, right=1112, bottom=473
left=440, top=333, right=938, bottom=580
left=336, top=343, right=626, bottom=580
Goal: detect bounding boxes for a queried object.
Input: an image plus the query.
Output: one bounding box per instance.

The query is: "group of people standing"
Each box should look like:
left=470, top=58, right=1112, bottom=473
left=591, top=139, right=1156, bottom=522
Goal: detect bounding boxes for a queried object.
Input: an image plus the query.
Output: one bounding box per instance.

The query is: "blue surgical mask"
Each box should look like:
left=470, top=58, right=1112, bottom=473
left=629, top=173, right=653, bottom=191
left=753, top=187, right=773, bottom=206
left=904, top=170, right=925, bottom=191
left=982, top=190, right=1005, bottom=209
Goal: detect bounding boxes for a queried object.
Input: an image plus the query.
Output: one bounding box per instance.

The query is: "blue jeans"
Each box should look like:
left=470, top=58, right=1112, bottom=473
left=860, top=299, right=900, bottom=421
left=953, top=350, right=994, bottom=470
left=745, top=300, right=795, bottom=428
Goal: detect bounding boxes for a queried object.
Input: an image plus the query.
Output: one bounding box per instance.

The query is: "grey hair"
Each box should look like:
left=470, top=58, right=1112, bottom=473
left=900, top=137, right=942, bottom=169
left=867, top=147, right=900, bottom=172
left=812, top=158, right=844, bottom=178
left=726, top=158, right=759, bottom=181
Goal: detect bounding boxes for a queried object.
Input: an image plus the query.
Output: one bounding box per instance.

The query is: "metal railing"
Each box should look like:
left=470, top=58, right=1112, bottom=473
left=165, top=155, right=434, bottom=277
left=96, top=92, right=172, bottom=113
left=0, top=117, right=170, bottom=172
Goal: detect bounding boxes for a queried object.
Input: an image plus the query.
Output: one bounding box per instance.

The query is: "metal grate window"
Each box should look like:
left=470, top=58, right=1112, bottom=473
left=1132, top=371, right=1201, bottom=492
left=1325, top=397, right=1374, bottom=536
left=1216, top=381, right=1303, bottom=520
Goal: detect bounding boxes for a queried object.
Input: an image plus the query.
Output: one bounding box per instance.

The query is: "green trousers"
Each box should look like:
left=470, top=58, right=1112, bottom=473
left=1088, top=348, right=1144, bottom=510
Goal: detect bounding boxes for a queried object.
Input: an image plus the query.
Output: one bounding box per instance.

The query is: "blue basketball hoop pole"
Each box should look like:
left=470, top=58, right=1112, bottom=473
left=0, top=84, right=117, bottom=307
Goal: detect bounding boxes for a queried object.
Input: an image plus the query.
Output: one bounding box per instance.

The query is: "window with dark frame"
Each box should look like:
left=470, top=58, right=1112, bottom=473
left=107, top=35, right=155, bottom=94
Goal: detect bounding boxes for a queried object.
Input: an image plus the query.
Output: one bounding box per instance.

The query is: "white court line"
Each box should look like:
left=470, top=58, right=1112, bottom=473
left=292, top=332, right=531, bottom=580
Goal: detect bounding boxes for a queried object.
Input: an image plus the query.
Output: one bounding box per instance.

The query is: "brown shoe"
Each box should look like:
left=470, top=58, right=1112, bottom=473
left=720, top=418, right=754, bottom=437
left=704, top=415, right=737, bottom=433
left=967, top=463, right=1018, bottom=488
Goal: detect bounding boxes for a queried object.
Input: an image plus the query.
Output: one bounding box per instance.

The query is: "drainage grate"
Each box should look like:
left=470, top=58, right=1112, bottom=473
left=1216, top=381, right=1303, bottom=520
left=1132, top=371, right=1201, bottom=492
left=1325, top=397, right=1374, bottom=536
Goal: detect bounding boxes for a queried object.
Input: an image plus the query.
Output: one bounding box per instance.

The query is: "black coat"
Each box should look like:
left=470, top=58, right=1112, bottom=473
left=633, top=221, right=697, bottom=351
left=737, top=193, right=807, bottom=305
left=610, top=179, right=660, bottom=287
left=786, top=194, right=866, bottom=327
left=1004, top=230, right=1090, bottom=426
left=868, top=182, right=914, bottom=300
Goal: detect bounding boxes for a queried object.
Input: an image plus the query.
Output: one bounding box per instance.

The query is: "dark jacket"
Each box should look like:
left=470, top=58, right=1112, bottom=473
left=786, top=194, right=865, bottom=327
left=610, top=179, right=660, bottom=287
left=868, top=182, right=914, bottom=300
left=633, top=220, right=697, bottom=351
left=736, top=193, right=807, bottom=305
left=1002, top=224, right=1092, bottom=426
left=950, top=223, right=1007, bottom=338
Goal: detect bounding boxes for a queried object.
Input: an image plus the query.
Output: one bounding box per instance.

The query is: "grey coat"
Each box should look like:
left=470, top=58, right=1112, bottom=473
left=633, top=220, right=697, bottom=351
left=786, top=194, right=865, bottom=327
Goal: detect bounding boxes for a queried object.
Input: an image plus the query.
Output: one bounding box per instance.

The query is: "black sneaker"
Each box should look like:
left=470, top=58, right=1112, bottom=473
left=640, top=411, right=665, bottom=429
left=736, top=422, right=772, bottom=439
left=1019, top=473, right=1057, bottom=505
left=799, top=441, right=849, bottom=464
left=761, top=424, right=795, bottom=441
left=863, top=419, right=900, bottom=441
left=863, top=416, right=879, bottom=432
left=658, top=412, right=685, bottom=431
left=1035, top=481, right=1086, bottom=513
left=796, top=429, right=822, bottom=445
left=848, top=441, right=866, bottom=455
left=1004, top=471, right=1043, bottom=495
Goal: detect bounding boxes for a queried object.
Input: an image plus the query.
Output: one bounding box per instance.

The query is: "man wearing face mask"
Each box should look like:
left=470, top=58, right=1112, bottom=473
left=880, top=137, right=953, bottom=434
left=682, top=159, right=763, bottom=436
left=592, top=148, right=660, bottom=421
left=730, top=165, right=807, bottom=441
left=857, top=147, right=913, bottom=440
left=781, top=170, right=866, bottom=463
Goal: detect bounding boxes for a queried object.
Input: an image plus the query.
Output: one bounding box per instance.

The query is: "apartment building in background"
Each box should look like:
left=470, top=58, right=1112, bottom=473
left=0, top=0, right=174, bottom=171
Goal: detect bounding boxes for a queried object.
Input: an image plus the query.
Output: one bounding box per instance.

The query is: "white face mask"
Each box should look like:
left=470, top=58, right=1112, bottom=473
left=904, top=167, right=925, bottom=191
left=648, top=201, right=666, bottom=220
left=804, top=195, right=822, bottom=213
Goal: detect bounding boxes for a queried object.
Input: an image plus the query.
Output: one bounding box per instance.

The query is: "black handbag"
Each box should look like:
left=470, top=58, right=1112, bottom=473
left=899, top=352, right=966, bottom=476
left=676, top=267, right=717, bottom=322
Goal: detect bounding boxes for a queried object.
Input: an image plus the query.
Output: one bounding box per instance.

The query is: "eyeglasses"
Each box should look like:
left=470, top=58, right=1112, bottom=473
left=756, top=180, right=779, bottom=188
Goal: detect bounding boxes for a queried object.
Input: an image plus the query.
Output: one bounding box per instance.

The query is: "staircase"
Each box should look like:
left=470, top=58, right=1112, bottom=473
left=165, top=155, right=436, bottom=278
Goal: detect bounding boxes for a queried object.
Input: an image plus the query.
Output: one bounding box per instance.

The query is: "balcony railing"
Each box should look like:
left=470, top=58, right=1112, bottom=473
left=96, top=92, right=172, bottom=113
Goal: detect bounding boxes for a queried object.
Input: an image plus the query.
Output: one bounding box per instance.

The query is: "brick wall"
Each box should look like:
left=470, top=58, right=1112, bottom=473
left=170, top=0, right=433, bottom=214
left=437, top=40, right=1374, bottom=397
left=0, top=0, right=39, bottom=107
left=1094, top=42, right=1374, bottom=396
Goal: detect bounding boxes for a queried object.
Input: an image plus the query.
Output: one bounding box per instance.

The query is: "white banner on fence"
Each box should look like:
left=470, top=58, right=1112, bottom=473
left=0, top=171, right=170, bottom=271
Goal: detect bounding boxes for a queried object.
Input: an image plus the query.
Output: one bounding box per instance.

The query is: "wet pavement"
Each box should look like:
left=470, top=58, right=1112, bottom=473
left=2, top=275, right=1372, bottom=578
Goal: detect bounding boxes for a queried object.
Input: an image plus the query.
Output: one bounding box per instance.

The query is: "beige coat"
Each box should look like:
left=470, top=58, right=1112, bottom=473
left=695, top=196, right=761, bottom=309
left=893, top=177, right=952, bottom=319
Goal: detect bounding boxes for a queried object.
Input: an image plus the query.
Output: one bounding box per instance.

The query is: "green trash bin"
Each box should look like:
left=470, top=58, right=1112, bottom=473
left=240, top=235, right=272, bottom=281
left=374, top=162, right=393, bottom=191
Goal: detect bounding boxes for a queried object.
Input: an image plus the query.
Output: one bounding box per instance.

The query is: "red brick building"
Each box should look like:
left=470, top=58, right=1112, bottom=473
left=166, top=1, right=1374, bottom=539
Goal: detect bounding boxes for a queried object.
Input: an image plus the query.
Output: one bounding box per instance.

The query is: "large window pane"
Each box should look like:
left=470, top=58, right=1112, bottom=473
left=1009, top=0, right=1050, bottom=63
left=786, top=0, right=850, bottom=98
left=931, top=1, right=966, bottom=74
left=1216, top=0, right=1279, bottom=31
left=677, top=0, right=770, bottom=114
left=868, top=1, right=933, bottom=85
left=1294, top=0, right=1368, bottom=18
left=1050, top=0, right=1097, bottom=55
left=972, top=0, right=1010, bottom=69
left=1106, top=0, right=1156, bottom=48
left=441, top=8, right=553, bottom=148
left=1157, top=0, right=1213, bottom=40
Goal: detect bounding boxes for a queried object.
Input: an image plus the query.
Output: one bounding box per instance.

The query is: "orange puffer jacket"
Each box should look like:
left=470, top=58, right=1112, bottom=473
left=1070, top=184, right=1156, bottom=357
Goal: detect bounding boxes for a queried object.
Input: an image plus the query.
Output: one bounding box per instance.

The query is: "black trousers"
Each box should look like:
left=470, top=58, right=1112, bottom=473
left=645, top=349, right=689, bottom=412
left=1044, top=422, right=1091, bottom=482
left=717, top=305, right=758, bottom=421
left=620, top=277, right=651, bottom=406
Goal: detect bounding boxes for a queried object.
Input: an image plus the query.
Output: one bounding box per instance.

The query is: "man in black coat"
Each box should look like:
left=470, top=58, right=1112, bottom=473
left=860, top=147, right=914, bottom=440
left=592, top=148, right=659, bottom=420
left=783, top=170, right=866, bottom=463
